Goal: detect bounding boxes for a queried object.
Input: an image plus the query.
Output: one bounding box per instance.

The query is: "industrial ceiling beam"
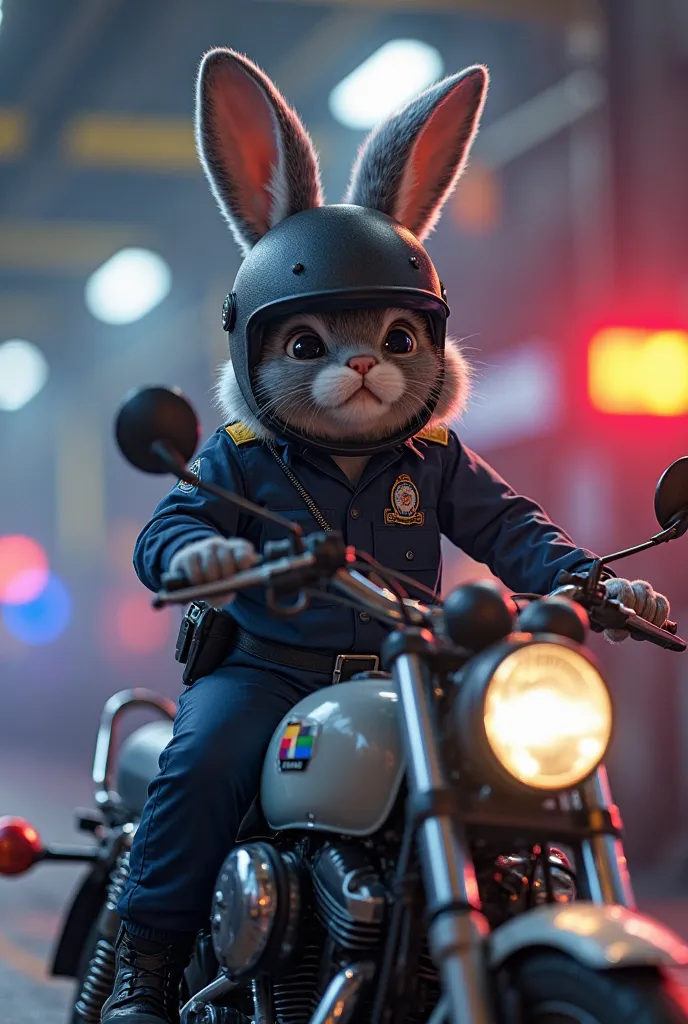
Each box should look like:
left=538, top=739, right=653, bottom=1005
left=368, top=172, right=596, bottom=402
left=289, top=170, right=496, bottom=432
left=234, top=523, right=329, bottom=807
left=260, top=0, right=601, bottom=25
left=0, top=0, right=125, bottom=218
left=63, top=115, right=198, bottom=173
left=0, top=221, right=156, bottom=272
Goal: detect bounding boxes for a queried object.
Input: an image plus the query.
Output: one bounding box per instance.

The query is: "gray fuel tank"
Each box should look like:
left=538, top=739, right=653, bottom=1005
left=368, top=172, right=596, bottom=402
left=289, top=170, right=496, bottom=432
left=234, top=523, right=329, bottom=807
left=260, top=677, right=404, bottom=836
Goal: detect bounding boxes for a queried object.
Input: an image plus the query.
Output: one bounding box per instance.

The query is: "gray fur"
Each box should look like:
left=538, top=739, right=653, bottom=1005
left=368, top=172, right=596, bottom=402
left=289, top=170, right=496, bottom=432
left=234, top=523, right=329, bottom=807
left=215, top=308, right=471, bottom=444
left=195, top=48, right=323, bottom=255
left=345, top=66, right=487, bottom=241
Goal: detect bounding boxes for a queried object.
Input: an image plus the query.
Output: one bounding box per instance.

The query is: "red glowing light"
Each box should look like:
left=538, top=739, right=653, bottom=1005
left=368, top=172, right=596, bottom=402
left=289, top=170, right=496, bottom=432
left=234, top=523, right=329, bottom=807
left=116, top=593, right=171, bottom=654
left=99, top=590, right=172, bottom=658
left=0, top=536, right=49, bottom=605
left=588, top=328, right=688, bottom=416
left=0, top=817, right=43, bottom=876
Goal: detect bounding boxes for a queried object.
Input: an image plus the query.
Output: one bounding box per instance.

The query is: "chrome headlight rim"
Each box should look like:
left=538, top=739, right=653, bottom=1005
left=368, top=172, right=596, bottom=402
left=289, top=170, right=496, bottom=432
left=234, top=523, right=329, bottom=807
left=453, top=635, right=613, bottom=796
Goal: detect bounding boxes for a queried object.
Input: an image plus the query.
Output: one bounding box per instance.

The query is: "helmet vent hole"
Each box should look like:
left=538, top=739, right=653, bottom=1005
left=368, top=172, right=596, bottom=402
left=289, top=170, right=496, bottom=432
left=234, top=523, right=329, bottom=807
left=292, top=263, right=305, bottom=275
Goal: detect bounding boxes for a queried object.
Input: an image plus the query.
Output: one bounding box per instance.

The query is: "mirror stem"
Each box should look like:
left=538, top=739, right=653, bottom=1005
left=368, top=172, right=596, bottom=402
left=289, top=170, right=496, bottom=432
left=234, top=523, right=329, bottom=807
left=150, top=441, right=304, bottom=549
left=598, top=512, right=688, bottom=568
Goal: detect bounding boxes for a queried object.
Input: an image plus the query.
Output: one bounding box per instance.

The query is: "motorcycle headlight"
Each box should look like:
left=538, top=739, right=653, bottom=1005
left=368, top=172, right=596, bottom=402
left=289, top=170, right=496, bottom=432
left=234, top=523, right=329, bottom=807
left=453, top=639, right=613, bottom=793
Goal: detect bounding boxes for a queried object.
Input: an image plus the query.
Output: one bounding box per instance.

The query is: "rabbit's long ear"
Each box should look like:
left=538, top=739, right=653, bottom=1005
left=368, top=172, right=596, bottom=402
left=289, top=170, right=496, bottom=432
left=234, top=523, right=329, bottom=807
left=196, top=48, right=324, bottom=255
left=345, top=66, right=488, bottom=241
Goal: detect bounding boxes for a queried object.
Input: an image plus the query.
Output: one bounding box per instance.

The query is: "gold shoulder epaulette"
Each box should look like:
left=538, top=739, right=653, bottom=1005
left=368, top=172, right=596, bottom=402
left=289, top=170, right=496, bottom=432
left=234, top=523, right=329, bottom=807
left=415, top=423, right=449, bottom=446
left=225, top=422, right=259, bottom=446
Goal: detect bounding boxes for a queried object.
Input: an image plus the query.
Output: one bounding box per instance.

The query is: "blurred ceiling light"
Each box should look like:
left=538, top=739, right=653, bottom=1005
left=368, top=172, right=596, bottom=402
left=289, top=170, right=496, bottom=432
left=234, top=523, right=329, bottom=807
left=0, top=340, right=49, bottom=411
left=329, top=40, right=443, bottom=130
left=0, top=2, right=4, bottom=31
left=85, top=247, right=171, bottom=325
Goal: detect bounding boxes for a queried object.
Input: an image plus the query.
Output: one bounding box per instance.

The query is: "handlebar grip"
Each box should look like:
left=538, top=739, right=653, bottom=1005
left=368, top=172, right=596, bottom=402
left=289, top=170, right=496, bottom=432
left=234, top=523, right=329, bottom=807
left=160, top=571, right=191, bottom=592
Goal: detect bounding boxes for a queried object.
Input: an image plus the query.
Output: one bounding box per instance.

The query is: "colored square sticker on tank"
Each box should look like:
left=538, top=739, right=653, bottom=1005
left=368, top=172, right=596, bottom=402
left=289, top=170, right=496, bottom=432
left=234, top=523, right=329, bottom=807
left=278, top=720, right=318, bottom=772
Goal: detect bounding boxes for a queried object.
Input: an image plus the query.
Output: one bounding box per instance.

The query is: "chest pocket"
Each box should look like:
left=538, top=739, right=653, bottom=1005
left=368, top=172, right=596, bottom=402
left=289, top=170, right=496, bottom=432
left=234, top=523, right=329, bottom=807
left=373, top=525, right=441, bottom=592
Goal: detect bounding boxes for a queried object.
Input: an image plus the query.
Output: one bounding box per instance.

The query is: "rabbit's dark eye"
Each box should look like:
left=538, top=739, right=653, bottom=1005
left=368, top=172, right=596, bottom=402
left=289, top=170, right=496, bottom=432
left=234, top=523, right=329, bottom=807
left=384, top=328, right=416, bottom=355
left=286, top=333, right=326, bottom=359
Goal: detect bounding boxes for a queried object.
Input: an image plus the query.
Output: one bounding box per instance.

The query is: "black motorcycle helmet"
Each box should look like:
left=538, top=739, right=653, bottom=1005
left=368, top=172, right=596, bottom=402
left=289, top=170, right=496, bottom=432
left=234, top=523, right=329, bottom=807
left=197, top=48, right=488, bottom=455
left=222, top=205, right=450, bottom=456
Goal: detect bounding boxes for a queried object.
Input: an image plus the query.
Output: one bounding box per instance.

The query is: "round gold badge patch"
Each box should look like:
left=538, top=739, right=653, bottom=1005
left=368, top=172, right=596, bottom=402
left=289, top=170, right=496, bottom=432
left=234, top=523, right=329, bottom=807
left=384, top=474, right=425, bottom=526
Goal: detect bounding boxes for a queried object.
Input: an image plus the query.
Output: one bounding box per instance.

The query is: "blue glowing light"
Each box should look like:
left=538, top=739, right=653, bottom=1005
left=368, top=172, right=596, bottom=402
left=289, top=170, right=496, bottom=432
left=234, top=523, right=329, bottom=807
left=2, top=574, right=72, bottom=645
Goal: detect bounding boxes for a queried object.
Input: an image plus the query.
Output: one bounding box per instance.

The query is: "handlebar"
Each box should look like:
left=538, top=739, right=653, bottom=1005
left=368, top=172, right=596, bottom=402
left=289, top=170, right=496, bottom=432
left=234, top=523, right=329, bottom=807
left=154, top=550, right=320, bottom=609
left=553, top=584, right=686, bottom=652
left=154, top=538, right=684, bottom=653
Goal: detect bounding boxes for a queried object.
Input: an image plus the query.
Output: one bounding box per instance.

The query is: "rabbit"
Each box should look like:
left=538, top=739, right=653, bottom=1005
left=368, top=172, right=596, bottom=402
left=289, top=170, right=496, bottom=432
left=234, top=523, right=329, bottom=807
left=104, top=47, right=670, bottom=1024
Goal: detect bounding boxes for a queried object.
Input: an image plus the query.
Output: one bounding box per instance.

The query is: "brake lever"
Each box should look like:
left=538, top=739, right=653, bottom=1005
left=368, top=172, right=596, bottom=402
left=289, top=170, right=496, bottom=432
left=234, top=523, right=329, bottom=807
left=588, top=599, right=686, bottom=652
left=623, top=611, right=686, bottom=652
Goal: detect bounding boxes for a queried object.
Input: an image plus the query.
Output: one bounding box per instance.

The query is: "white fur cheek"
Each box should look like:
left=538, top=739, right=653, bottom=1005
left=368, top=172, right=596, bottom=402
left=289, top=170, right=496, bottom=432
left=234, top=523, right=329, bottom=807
left=433, top=337, right=472, bottom=423
left=364, top=361, right=406, bottom=404
left=312, top=365, right=362, bottom=407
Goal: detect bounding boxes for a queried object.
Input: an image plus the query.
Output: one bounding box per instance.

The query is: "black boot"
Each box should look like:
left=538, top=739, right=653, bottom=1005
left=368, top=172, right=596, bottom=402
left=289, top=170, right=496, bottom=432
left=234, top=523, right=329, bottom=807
left=100, top=927, right=191, bottom=1024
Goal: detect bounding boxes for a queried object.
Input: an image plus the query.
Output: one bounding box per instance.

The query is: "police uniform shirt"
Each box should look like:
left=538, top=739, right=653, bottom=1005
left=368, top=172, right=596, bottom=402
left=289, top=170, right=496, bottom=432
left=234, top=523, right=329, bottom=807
left=134, top=423, right=597, bottom=653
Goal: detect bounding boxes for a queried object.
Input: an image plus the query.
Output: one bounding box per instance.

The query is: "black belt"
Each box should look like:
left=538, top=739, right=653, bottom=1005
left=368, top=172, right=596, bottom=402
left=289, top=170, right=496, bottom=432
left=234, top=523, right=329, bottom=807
left=233, top=627, right=380, bottom=684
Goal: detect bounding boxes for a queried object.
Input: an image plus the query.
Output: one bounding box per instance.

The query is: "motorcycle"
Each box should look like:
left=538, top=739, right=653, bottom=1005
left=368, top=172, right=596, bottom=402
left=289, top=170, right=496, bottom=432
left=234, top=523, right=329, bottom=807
left=3, top=385, right=688, bottom=1024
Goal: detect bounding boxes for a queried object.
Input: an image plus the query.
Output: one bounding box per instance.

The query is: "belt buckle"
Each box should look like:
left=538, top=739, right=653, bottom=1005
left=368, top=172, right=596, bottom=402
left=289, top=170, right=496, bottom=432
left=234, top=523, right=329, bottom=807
left=332, top=654, right=380, bottom=685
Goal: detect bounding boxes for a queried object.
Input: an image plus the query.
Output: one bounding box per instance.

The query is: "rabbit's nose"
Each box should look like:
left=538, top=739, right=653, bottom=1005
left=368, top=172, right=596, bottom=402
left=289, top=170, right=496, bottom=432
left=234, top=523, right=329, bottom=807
left=348, top=355, right=377, bottom=375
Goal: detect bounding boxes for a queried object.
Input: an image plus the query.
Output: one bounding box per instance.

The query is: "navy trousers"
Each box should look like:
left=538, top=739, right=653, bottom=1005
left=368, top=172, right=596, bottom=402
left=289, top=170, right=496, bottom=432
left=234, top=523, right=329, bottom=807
left=117, top=657, right=329, bottom=943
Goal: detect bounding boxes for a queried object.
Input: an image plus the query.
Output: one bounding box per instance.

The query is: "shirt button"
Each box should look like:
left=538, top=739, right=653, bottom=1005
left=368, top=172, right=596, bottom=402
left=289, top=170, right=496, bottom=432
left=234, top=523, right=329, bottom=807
left=405, top=550, right=415, bottom=561
left=358, top=611, right=371, bottom=624
left=350, top=507, right=361, bottom=519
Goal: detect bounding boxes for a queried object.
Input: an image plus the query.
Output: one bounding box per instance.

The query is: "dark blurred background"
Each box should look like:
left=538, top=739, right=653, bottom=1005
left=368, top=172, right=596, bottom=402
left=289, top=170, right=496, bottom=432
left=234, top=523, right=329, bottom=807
left=1, top=0, right=687, bottom=894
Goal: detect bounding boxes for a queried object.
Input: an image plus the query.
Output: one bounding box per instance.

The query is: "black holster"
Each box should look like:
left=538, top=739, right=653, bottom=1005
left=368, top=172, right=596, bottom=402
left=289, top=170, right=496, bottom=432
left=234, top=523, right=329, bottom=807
left=175, top=601, right=238, bottom=686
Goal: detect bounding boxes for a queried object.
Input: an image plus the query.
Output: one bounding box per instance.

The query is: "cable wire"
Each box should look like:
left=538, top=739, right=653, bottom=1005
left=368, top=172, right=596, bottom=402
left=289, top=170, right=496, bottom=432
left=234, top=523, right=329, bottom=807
left=353, top=550, right=442, bottom=605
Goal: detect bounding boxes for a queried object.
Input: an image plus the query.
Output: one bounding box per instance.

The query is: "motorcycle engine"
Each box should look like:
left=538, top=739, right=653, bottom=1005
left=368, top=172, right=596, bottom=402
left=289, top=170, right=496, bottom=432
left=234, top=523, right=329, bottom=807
left=309, top=841, right=386, bottom=948
left=211, top=839, right=441, bottom=1024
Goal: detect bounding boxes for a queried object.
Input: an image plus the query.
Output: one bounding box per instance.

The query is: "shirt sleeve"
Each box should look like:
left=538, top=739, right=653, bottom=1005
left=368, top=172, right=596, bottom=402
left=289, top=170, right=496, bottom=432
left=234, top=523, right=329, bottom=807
left=438, top=432, right=599, bottom=594
left=133, top=429, right=246, bottom=592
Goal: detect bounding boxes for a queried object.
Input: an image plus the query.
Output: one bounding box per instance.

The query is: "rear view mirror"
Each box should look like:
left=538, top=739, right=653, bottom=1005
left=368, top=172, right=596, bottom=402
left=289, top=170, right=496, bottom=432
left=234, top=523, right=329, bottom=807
left=115, top=387, right=199, bottom=474
left=655, top=457, right=688, bottom=535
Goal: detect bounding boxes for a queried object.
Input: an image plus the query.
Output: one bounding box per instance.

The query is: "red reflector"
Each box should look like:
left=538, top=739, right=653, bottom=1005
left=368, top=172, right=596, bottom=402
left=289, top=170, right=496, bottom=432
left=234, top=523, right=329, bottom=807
left=0, top=816, right=43, bottom=876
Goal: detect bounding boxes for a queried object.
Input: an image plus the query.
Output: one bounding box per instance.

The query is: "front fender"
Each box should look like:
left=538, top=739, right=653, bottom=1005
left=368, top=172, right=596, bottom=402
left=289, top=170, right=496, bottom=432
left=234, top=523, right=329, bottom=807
left=51, top=860, right=109, bottom=978
left=488, top=902, right=688, bottom=971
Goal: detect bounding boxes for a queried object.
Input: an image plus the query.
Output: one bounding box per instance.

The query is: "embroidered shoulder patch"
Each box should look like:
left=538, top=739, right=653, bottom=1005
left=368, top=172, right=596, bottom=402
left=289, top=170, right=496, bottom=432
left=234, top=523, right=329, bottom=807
left=414, top=423, right=449, bottom=446
left=178, top=458, right=201, bottom=493
left=225, top=422, right=259, bottom=446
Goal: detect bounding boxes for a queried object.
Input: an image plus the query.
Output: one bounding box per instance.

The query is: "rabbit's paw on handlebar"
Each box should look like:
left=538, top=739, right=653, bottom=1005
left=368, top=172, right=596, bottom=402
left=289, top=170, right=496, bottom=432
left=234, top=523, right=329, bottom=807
left=169, top=536, right=258, bottom=586
left=603, top=578, right=670, bottom=644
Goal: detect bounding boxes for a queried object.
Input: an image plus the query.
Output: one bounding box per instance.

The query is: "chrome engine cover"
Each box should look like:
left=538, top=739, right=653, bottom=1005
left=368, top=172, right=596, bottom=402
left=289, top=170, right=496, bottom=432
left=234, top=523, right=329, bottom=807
left=211, top=842, right=300, bottom=978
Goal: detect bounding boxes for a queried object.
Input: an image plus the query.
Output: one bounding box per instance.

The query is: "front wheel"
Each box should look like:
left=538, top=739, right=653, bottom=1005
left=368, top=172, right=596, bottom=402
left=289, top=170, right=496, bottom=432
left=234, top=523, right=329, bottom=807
left=502, top=951, right=688, bottom=1024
